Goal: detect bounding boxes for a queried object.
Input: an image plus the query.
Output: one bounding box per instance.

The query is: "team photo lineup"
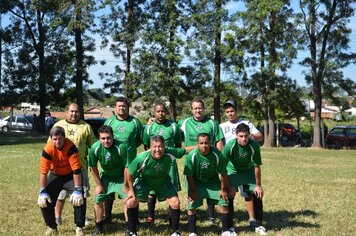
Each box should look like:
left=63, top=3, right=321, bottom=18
left=38, top=97, right=267, bottom=236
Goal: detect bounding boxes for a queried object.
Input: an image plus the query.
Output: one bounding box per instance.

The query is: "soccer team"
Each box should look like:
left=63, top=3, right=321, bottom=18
left=37, top=97, right=267, bottom=236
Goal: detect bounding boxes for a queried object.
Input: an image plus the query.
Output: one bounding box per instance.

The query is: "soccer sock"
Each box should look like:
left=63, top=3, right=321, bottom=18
left=228, top=197, right=235, bottom=228
left=253, top=195, right=263, bottom=225
left=169, top=207, right=180, bottom=232
left=104, top=199, right=114, bottom=220
left=127, top=207, right=138, bottom=234
left=187, top=214, right=197, bottom=233
left=95, top=221, right=104, bottom=231
left=220, top=213, right=230, bottom=232
left=207, top=204, right=215, bottom=219
left=147, top=195, right=157, bottom=218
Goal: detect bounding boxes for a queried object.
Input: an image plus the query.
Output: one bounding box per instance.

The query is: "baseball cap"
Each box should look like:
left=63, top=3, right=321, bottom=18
left=223, top=99, right=237, bottom=109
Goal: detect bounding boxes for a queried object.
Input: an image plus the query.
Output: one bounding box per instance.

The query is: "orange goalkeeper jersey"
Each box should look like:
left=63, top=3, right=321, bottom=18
left=40, top=138, right=81, bottom=175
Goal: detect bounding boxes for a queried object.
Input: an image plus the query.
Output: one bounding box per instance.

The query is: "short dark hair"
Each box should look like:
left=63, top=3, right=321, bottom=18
left=191, top=98, right=205, bottom=108
left=98, top=125, right=114, bottom=136
left=151, top=135, right=165, bottom=144
left=154, top=101, right=167, bottom=112
left=197, top=132, right=210, bottom=142
left=116, top=96, right=129, bottom=106
left=236, top=123, right=250, bottom=134
left=50, top=126, right=65, bottom=138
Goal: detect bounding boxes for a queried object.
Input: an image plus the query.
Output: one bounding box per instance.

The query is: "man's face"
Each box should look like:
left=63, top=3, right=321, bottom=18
left=191, top=101, right=205, bottom=121
left=224, top=106, right=237, bottom=122
left=99, top=132, right=114, bottom=149
left=52, top=134, right=65, bottom=149
left=154, top=105, right=166, bottom=123
left=150, top=140, right=165, bottom=160
left=236, top=131, right=250, bottom=146
left=197, top=135, right=211, bottom=155
left=115, top=101, right=128, bottom=118
left=66, top=104, right=80, bottom=123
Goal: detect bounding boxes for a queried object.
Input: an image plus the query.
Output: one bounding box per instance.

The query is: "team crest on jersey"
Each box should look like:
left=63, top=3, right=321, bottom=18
left=154, top=163, right=163, bottom=171
left=201, top=161, right=209, bottom=169
left=105, top=153, right=112, bottom=162
left=118, top=126, right=125, bottom=132
left=68, top=129, right=76, bottom=136
left=135, top=184, right=142, bottom=190
left=239, top=152, right=247, bottom=159
left=196, top=125, right=202, bottom=131
left=158, top=128, right=165, bottom=136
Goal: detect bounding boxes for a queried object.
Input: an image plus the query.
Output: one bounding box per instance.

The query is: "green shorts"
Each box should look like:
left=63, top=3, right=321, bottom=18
left=95, top=175, right=126, bottom=204
left=134, top=178, right=177, bottom=202
left=187, top=180, right=228, bottom=210
left=149, top=160, right=181, bottom=195
left=228, top=168, right=256, bottom=192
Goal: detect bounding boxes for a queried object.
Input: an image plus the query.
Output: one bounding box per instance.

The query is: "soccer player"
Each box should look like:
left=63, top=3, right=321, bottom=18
left=179, top=98, right=225, bottom=225
left=223, top=123, right=267, bottom=235
left=38, top=126, right=85, bottom=236
left=142, top=101, right=183, bottom=224
left=88, top=125, right=129, bottom=235
left=51, top=103, right=96, bottom=228
left=184, top=133, right=231, bottom=236
left=104, top=96, right=143, bottom=223
left=124, top=135, right=187, bottom=236
left=220, top=99, right=264, bottom=234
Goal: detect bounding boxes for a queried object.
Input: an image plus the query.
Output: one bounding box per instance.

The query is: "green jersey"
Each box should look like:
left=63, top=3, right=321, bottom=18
left=184, top=146, right=227, bottom=184
left=178, top=117, right=224, bottom=146
left=223, top=139, right=262, bottom=173
left=142, top=119, right=182, bottom=148
left=128, top=147, right=186, bottom=188
left=88, top=139, right=128, bottom=177
left=105, top=115, right=143, bottom=159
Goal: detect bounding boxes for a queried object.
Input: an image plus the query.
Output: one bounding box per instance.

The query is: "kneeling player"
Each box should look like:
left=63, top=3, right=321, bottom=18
left=88, top=125, right=129, bottom=235
left=184, top=133, right=231, bottom=236
left=223, top=123, right=267, bottom=235
left=125, top=135, right=187, bottom=236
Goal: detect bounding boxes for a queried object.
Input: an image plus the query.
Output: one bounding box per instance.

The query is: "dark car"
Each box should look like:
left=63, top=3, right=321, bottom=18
left=85, top=117, right=106, bottom=137
left=325, top=125, right=356, bottom=149
left=257, top=123, right=302, bottom=146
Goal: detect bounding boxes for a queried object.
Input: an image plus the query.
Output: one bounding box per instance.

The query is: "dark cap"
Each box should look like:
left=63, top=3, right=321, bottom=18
left=223, top=99, right=237, bottom=109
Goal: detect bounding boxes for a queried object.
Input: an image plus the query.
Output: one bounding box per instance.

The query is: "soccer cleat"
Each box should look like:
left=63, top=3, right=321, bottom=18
left=85, top=217, right=91, bottom=226
left=208, top=217, right=218, bottom=226
left=125, top=231, right=137, bottom=236
left=45, top=227, right=58, bottom=236
left=92, top=227, right=103, bottom=236
left=146, top=216, right=155, bottom=225
left=103, top=216, right=112, bottom=225
left=188, top=233, right=197, bottom=236
left=171, top=231, right=181, bottom=236
left=76, top=227, right=85, bottom=236
left=255, top=226, right=267, bottom=235
left=221, top=231, right=232, bottom=236
left=55, top=217, right=62, bottom=225
left=228, top=227, right=237, bottom=236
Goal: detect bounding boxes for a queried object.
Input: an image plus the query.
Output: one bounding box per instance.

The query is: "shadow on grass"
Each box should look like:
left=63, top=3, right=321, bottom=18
left=0, top=131, right=47, bottom=145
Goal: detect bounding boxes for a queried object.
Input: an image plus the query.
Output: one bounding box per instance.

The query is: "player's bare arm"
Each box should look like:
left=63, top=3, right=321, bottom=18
left=254, top=166, right=263, bottom=199
left=91, top=167, right=104, bottom=195
left=220, top=174, right=230, bottom=201
left=186, top=176, right=198, bottom=203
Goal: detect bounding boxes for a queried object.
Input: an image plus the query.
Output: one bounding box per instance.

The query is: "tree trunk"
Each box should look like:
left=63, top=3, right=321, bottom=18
left=74, top=3, right=84, bottom=120
left=125, top=0, right=134, bottom=100
left=213, top=0, right=222, bottom=123
left=37, top=10, right=46, bottom=134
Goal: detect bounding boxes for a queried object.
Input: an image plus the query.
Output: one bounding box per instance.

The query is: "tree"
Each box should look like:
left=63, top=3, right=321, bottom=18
left=235, top=0, right=299, bottom=147
left=298, top=0, right=356, bottom=148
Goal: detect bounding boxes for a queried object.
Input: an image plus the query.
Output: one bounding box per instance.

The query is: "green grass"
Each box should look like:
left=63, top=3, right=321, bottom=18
left=0, top=134, right=355, bottom=235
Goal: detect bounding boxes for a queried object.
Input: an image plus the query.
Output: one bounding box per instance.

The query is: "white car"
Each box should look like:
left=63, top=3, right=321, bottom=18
left=0, top=115, right=33, bottom=132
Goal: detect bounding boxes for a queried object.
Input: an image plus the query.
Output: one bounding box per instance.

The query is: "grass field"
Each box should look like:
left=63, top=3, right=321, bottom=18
left=0, top=132, right=355, bottom=235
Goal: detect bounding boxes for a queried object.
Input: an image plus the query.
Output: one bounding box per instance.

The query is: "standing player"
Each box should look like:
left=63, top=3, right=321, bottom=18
left=51, top=103, right=96, bottom=229
left=38, top=126, right=85, bottom=236
left=223, top=123, right=267, bottom=235
left=124, top=135, right=187, bottom=236
left=142, top=101, right=183, bottom=224
left=88, top=125, right=129, bottom=235
left=104, top=96, right=143, bottom=223
left=179, top=98, right=224, bottom=225
left=184, top=133, right=231, bottom=236
left=220, top=99, right=263, bottom=234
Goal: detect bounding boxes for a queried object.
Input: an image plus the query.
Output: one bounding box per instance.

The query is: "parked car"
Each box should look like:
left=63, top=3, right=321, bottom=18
left=0, top=115, right=33, bottom=132
left=257, top=123, right=303, bottom=146
left=85, top=117, right=106, bottom=137
left=325, top=125, right=356, bottom=149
